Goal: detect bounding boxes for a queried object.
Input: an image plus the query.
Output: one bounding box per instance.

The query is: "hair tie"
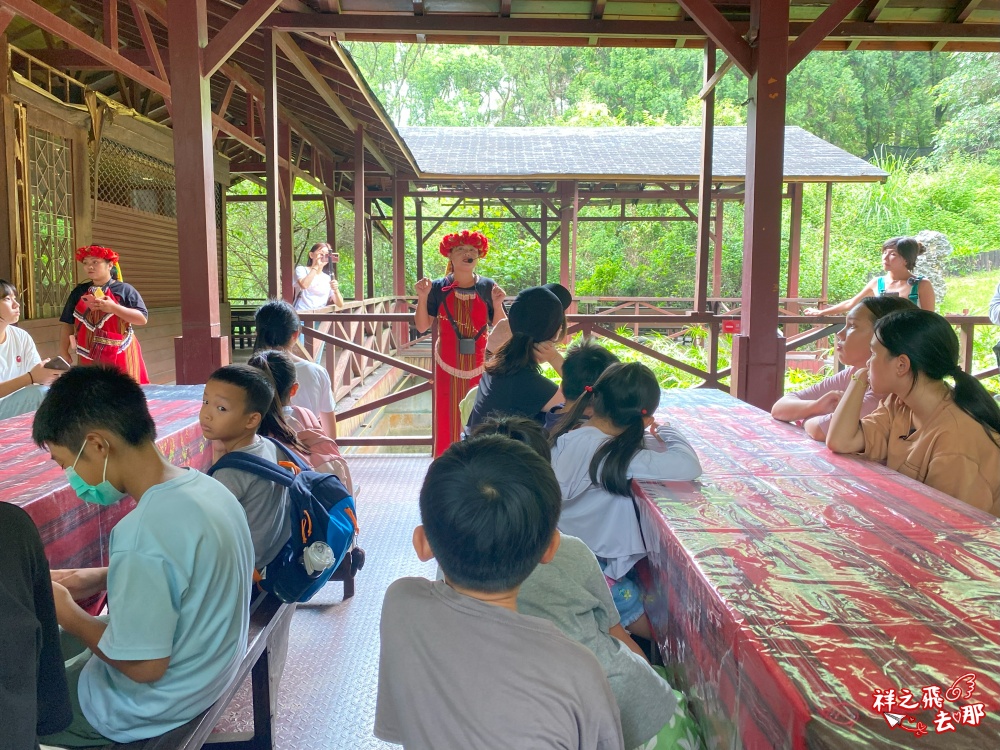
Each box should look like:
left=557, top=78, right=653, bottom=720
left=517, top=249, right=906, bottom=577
left=640, top=408, right=648, bottom=416
left=583, top=385, right=593, bottom=394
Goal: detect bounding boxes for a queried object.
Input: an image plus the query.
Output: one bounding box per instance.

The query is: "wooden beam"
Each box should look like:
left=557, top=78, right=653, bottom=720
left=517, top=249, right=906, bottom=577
left=694, top=41, right=715, bottom=313
left=25, top=47, right=164, bottom=69
left=674, top=0, right=752, bottom=76
left=863, top=0, right=891, bottom=22
left=264, top=29, right=281, bottom=300
left=212, top=77, right=237, bottom=143
left=273, top=31, right=394, bottom=175
left=103, top=0, right=118, bottom=49
left=202, top=0, right=283, bottom=78
left=3, top=0, right=170, bottom=98
left=127, top=0, right=167, bottom=82
left=591, top=0, right=606, bottom=21
left=699, top=54, right=733, bottom=99
left=499, top=0, right=511, bottom=18
left=354, top=125, right=365, bottom=301
left=954, top=0, right=983, bottom=23
left=787, top=0, right=865, bottom=71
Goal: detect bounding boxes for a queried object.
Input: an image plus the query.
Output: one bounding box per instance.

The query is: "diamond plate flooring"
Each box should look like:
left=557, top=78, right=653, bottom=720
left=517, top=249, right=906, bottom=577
left=273, top=455, right=434, bottom=749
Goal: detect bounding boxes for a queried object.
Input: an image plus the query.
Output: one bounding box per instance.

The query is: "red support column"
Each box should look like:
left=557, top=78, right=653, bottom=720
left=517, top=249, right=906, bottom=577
left=278, top=120, right=294, bottom=301
left=569, top=180, right=579, bottom=303
left=392, top=177, right=408, bottom=346
left=712, top=197, right=724, bottom=298
left=415, top=196, right=424, bottom=281
left=694, top=41, right=716, bottom=313
left=730, top=0, right=790, bottom=409
left=168, top=0, right=228, bottom=383
left=558, top=181, right=573, bottom=292
left=365, top=199, right=374, bottom=299
left=786, top=181, right=804, bottom=335
left=821, top=182, right=833, bottom=303
left=353, top=125, right=365, bottom=301
left=540, top=201, right=548, bottom=285
left=263, top=30, right=280, bottom=299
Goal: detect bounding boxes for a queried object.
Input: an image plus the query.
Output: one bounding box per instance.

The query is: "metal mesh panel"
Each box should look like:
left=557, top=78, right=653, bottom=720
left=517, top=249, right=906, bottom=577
left=28, top=126, right=76, bottom=319
left=92, top=139, right=176, bottom=218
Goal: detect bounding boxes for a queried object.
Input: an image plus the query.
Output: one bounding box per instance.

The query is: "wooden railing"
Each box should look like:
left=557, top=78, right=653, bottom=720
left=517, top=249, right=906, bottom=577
left=294, top=300, right=999, bottom=449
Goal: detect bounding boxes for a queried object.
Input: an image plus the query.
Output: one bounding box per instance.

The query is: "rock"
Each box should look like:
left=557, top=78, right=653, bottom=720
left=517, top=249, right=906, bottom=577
left=914, top=230, right=953, bottom=306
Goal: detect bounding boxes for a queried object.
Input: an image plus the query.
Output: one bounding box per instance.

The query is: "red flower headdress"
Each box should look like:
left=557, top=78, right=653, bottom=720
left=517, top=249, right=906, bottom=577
left=439, top=230, right=489, bottom=258
left=76, top=245, right=123, bottom=281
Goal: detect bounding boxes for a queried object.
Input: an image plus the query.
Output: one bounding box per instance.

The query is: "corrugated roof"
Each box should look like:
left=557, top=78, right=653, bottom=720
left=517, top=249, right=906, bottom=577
left=398, top=125, right=888, bottom=182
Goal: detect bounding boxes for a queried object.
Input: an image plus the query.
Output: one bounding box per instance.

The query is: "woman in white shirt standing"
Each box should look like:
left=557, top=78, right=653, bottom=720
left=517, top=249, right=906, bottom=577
left=294, top=243, right=344, bottom=312
left=0, top=279, right=59, bottom=419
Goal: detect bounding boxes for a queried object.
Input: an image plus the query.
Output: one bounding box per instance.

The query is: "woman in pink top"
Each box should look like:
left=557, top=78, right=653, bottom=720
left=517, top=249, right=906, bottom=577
left=827, top=309, right=1000, bottom=514
left=771, top=296, right=914, bottom=440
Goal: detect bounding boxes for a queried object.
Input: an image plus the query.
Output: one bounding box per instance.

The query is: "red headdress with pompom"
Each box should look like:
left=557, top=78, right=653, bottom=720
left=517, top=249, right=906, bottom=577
left=439, top=230, right=489, bottom=258
left=76, top=245, right=123, bottom=281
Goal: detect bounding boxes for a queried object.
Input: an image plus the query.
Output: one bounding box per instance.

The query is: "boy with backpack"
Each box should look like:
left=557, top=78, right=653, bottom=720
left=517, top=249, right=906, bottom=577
left=32, top=366, right=253, bottom=745
left=375, top=436, right=624, bottom=749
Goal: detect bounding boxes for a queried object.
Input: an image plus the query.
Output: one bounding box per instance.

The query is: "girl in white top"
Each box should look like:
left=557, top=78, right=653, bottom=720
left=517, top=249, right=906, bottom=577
left=253, top=299, right=338, bottom=438
left=549, top=362, right=702, bottom=640
left=0, top=279, right=58, bottom=418
left=294, top=243, right=344, bottom=312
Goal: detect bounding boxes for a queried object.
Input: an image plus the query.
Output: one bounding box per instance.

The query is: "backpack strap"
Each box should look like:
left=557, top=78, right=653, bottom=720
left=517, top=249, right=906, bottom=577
left=207, top=437, right=310, bottom=486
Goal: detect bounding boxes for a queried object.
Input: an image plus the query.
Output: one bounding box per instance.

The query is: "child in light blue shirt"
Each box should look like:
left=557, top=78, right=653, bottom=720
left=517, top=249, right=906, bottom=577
left=33, top=366, right=254, bottom=746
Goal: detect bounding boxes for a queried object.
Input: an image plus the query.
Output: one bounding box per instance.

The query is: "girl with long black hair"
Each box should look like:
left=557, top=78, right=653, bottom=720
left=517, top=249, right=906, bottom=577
left=549, top=362, right=702, bottom=639
left=827, top=308, right=1000, bottom=514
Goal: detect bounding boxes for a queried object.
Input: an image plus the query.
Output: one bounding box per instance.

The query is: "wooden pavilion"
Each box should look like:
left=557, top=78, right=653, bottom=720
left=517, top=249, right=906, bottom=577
left=0, top=0, right=996, bottom=408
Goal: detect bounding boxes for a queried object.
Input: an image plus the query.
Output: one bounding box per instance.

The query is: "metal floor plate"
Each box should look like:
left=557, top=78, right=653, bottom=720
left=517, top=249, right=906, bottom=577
left=213, top=455, right=435, bottom=749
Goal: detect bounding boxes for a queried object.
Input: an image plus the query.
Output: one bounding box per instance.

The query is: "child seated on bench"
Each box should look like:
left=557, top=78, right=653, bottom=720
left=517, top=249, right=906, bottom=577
left=247, top=349, right=354, bottom=496
left=200, top=364, right=304, bottom=572
left=375, top=436, right=625, bottom=750
left=545, top=338, right=620, bottom=431
left=472, top=416, right=701, bottom=750
left=550, top=362, right=702, bottom=641
left=0, top=504, right=72, bottom=745
left=32, top=366, right=254, bottom=746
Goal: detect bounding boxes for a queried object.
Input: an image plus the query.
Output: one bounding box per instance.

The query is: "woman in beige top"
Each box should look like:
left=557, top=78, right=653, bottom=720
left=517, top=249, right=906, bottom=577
left=827, top=308, right=1000, bottom=515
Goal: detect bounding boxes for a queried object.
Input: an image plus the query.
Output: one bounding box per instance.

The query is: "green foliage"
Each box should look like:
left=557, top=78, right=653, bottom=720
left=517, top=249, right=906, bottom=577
left=933, top=53, right=1000, bottom=164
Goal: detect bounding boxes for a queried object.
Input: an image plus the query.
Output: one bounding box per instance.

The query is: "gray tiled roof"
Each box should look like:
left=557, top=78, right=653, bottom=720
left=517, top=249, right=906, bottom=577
left=398, top=126, right=886, bottom=182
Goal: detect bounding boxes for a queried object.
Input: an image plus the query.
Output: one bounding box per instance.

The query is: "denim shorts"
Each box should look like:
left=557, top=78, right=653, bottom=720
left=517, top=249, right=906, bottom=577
left=605, top=572, right=646, bottom=627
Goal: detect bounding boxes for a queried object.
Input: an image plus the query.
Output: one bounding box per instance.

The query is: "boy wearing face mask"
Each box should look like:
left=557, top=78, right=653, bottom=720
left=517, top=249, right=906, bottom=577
left=31, top=366, right=254, bottom=746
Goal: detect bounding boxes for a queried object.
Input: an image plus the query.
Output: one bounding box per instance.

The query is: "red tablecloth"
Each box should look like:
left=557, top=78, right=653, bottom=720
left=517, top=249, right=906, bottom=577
left=638, top=388, right=1000, bottom=749
left=1, top=385, right=210, bottom=572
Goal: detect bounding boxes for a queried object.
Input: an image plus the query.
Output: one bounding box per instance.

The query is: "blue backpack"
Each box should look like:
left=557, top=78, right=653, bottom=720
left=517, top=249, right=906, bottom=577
left=208, top=438, right=358, bottom=603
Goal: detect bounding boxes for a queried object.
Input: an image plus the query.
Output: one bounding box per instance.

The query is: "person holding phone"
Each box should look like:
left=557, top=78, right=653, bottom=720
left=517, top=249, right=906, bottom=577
left=0, top=279, right=61, bottom=418
left=59, top=245, right=150, bottom=383
left=294, top=242, right=344, bottom=311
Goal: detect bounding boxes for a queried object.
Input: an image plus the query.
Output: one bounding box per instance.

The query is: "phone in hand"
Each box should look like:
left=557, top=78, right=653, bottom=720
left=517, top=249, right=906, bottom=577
left=44, top=356, right=72, bottom=370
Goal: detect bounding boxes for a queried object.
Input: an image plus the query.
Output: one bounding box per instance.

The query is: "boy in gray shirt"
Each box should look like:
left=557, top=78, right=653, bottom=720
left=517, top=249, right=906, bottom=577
left=375, top=436, right=624, bottom=750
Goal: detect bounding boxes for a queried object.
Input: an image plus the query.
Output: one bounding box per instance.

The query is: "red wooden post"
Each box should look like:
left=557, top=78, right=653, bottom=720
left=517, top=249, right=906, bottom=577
left=353, top=125, right=365, bottom=301
left=558, top=181, right=572, bottom=292
left=167, top=0, right=228, bottom=383
left=694, top=40, right=716, bottom=313
left=712, top=197, right=723, bottom=299
left=786, top=181, right=803, bottom=336
left=278, top=120, right=294, bottom=301
left=730, top=0, right=790, bottom=408
left=570, top=180, right=579, bottom=303
left=263, top=30, right=280, bottom=299
left=392, top=177, right=408, bottom=346
left=365, top=198, right=374, bottom=299
left=540, top=201, right=548, bottom=284
left=415, top=196, right=424, bottom=281
left=821, top=181, right=833, bottom=303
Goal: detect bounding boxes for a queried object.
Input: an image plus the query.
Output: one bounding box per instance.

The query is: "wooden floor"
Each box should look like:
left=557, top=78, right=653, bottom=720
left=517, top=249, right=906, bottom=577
left=213, top=455, right=435, bottom=749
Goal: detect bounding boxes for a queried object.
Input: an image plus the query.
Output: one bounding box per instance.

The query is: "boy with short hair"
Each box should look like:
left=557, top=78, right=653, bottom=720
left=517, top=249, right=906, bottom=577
left=32, top=366, right=254, bottom=746
left=374, top=436, right=624, bottom=750
left=545, top=338, right=620, bottom=430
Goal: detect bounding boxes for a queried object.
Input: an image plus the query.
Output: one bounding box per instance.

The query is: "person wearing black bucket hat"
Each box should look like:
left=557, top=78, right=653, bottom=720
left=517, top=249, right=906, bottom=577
left=487, top=282, right=572, bottom=354
left=466, top=285, right=568, bottom=431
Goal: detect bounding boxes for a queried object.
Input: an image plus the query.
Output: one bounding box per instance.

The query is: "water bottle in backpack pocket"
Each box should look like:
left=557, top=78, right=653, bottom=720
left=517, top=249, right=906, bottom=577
left=209, top=438, right=358, bottom=603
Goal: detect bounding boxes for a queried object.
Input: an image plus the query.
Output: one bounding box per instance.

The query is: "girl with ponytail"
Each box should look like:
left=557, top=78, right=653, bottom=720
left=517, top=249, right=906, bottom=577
left=200, top=364, right=303, bottom=570
left=550, top=362, right=702, bottom=639
left=827, top=308, right=1000, bottom=514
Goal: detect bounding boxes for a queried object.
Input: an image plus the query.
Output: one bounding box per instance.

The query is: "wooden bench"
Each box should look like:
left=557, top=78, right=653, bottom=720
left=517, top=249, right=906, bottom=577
left=109, top=593, right=294, bottom=750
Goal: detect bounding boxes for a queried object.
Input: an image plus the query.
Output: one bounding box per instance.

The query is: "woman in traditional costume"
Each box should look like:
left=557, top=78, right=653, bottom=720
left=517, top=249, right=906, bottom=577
left=59, top=245, right=150, bottom=383
left=414, top=230, right=506, bottom=457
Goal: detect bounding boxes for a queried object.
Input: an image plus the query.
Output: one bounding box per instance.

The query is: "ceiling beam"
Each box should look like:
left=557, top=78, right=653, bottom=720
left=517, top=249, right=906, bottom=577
left=273, top=30, right=394, bottom=175
left=954, top=0, right=983, bottom=23
left=262, top=14, right=1000, bottom=44
left=591, top=0, right=606, bottom=21
left=127, top=0, right=167, bottom=82
left=103, top=0, right=117, bottom=48
left=25, top=47, right=162, bottom=69
left=787, top=0, right=866, bottom=71
left=674, top=0, right=751, bottom=76
left=202, top=0, right=283, bottom=78
left=3, top=0, right=170, bottom=98
left=863, top=0, right=891, bottom=23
